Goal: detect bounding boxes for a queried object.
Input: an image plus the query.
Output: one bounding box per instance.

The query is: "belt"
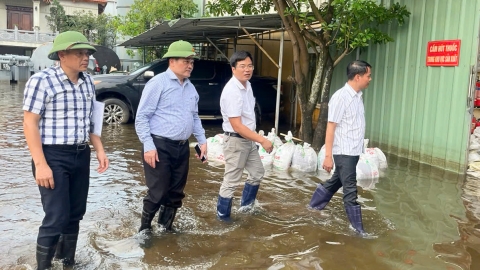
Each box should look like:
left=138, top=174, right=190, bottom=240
left=224, top=132, right=244, bottom=139
left=42, top=142, right=88, bottom=151
left=151, top=134, right=188, bottom=145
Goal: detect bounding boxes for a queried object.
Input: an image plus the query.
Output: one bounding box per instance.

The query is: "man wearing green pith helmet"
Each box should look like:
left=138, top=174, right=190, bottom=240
left=135, top=40, right=207, bottom=235
left=23, top=31, right=109, bottom=269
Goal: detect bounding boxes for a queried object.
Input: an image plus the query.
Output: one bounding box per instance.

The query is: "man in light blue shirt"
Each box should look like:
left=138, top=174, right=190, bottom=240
left=135, top=40, right=207, bottom=234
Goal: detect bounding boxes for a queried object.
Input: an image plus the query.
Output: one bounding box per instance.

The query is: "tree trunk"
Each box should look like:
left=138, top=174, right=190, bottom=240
left=312, top=58, right=334, bottom=150
left=297, top=81, right=314, bottom=143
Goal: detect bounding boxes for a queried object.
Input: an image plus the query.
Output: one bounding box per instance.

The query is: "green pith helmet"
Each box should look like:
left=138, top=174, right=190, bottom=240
left=162, top=40, right=199, bottom=59
left=48, top=31, right=97, bottom=60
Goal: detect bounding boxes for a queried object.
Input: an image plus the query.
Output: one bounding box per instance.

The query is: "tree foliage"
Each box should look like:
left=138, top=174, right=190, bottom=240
left=113, top=0, right=198, bottom=38
left=111, top=0, right=198, bottom=61
left=207, top=0, right=410, bottom=148
left=45, top=0, right=117, bottom=48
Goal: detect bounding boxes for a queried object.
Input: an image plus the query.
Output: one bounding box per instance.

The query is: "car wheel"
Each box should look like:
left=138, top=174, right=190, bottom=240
left=103, top=98, right=130, bottom=125
left=255, top=102, right=262, bottom=126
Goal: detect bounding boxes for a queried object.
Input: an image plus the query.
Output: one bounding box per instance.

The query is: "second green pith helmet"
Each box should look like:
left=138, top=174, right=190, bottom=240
left=48, top=31, right=97, bottom=60
left=162, top=40, right=199, bottom=59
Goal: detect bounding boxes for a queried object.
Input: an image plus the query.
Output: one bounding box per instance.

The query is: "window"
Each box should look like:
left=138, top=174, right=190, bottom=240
left=190, top=61, right=215, bottom=80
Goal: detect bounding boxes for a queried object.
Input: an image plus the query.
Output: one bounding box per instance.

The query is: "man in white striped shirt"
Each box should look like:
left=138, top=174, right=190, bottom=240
left=309, top=60, right=372, bottom=235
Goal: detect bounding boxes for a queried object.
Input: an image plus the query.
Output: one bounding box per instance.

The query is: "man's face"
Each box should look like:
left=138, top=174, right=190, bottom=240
left=59, top=49, right=91, bottom=72
left=358, top=67, right=372, bottom=90
left=232, top=57, right=254, bottom=83
left=170, top=58, right=194, bottom=80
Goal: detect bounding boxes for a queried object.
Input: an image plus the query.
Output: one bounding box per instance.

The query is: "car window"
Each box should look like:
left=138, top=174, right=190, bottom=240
left=190, top=61, right=215, bottom=80
left=130, top=61, right=159, bottom=76
left=151, top=62, right=168, bottom=75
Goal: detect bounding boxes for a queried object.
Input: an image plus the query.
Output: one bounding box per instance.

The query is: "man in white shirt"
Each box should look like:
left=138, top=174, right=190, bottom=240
left=309, top=60, right=372, bottom=235
left=217, top=51, right=273, bottom=221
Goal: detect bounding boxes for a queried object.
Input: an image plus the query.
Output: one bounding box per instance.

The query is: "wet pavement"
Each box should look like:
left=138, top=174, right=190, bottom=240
left=1, top=81, right=480, bottom=269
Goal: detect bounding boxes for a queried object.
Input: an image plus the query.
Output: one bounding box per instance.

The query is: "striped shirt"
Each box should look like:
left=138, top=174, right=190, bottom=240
left=220, top=76, right=256, bottom=132
left=22, top=66, right=95, bottom=145
left=328, top=83, right=365, bottom=155
left=135, top=68, right=207, bottom=152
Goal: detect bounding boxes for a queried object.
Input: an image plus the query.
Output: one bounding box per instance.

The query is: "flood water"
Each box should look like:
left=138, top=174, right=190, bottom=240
left=1, top=81, right=480, bottom=270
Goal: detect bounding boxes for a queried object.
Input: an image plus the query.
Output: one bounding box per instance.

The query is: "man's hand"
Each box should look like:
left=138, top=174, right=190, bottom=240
left=323, top=156, right=334, bottom=173
left=35, top=163, right=55, bottom=189
left=261, top=139, right=273, bottom=154
left=144, top=150, right=159, bottom=168
left=96, top=150, right=109, bottom=173
left=196, top=143, right=208, bottom=163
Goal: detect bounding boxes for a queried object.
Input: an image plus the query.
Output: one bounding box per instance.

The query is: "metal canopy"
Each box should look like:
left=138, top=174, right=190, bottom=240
left=119, top=14, right=283, bottom=47
left=119, top=14, right=285, bottom=134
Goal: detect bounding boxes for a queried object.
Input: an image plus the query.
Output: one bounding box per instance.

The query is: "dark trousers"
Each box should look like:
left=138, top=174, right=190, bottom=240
left=33, top=145, right=91, bottom=247
left=142, top=137, right=190, bottom=215
left=323, top=155, right=359, bottom=207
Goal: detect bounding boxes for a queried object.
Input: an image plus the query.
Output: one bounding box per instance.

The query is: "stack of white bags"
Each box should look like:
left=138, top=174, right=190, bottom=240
left=205, top=130, right=388, bottom=180
left=469, top=128, right=480, bottom=163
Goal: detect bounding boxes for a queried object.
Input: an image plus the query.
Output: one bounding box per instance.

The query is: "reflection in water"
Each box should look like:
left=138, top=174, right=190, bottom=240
left=0, top=82, right=479, bottom=269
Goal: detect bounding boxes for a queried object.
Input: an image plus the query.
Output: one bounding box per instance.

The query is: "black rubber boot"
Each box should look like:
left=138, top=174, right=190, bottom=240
left=240, top=183, right=260, bottom=207
left=54, top=233, right=78, bottom=266
left=158, top=205, right=177, bottom=231
left=139, top=210, right=155, bottom=232
left=216, top=196, right=233, bottom=222
left=345, top=205, right=366, bottom=234
left=309, top=184, right=334, bottom=210
left=36, top=244, right=56, bottom=270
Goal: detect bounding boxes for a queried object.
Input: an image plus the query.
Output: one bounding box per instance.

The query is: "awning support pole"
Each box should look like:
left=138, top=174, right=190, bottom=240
left=241, top=27, right=279, bottom=68
left=205, top=37, right=228, bottom=60
left=274, top=28, right=284, bottom=135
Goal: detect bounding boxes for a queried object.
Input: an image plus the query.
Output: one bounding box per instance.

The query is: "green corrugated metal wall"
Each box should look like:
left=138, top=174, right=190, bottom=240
left=330, top=0, right=480, bottom=173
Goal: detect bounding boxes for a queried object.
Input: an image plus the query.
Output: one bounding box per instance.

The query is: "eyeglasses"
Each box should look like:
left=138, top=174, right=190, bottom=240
left=64, top=42, right=93, bottom=58
left=236, top=65, right=254, bottom=70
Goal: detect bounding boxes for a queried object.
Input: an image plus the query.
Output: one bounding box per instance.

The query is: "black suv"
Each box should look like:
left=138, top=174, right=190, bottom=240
left=93, top=59, right=282, bottom=125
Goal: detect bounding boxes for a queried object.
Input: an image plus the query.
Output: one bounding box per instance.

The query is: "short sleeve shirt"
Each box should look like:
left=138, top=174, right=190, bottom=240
left=220, top=76, right=256, bottom=132
left=328, top=83, right=365, bottom=155
left=22, top=66, right=95, bottom=144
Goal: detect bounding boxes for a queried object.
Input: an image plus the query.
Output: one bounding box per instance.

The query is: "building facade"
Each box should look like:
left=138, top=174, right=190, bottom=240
left=329, top=0, right=480, bottom=173
left=0, top=0, right=105, bottom=55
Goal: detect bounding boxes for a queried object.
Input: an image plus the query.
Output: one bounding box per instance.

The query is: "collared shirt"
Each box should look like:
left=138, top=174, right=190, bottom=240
left=220, top=76, right=256, bottom=132
left=22, top=66, right=95, bottom=145
left=135, top=68, right=207, bottom=152
left=328, top=82, right=365, bottom=155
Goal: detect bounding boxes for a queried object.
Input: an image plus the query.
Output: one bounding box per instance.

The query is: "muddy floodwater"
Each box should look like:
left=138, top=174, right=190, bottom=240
left=0, top=81, right=479, bottom=269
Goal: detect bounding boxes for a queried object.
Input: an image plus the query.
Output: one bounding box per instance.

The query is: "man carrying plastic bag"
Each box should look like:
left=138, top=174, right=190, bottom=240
left=216, top=51, right=273, bottom=222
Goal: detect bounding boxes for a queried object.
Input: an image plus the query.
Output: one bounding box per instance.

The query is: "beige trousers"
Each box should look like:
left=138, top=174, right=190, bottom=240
left=218, top=136, right=265, bottom=198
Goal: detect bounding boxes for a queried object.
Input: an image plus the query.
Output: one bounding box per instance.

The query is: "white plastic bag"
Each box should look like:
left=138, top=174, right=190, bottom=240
left=291, top=143, right=318, bottom=172
left=206, top=134, right=225, bottom=163
left=258, top=130, right=277, bottom=167
left=470, top=135, right=480, bottom=150
left=273, top=131, right=295, bottom=170
left=469, top=150, right=480, bottom=162
left=474, top=127, right=480, bottom=138
left=268, top=128, right=283, bottom=147
left=363, top=148, right=380, bottom=169
left=317, top=145, right=335, bottom=174
left=374, top=147, right=388, bottom=169
left=357, top=155, right=380, bottom=180
left=364, top=139, right=369, bottom=149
